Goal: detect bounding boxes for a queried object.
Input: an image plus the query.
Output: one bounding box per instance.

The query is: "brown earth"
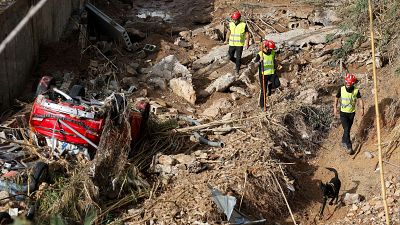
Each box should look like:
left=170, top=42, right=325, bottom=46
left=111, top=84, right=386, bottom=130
left=3, top=0, right=399, bottom=224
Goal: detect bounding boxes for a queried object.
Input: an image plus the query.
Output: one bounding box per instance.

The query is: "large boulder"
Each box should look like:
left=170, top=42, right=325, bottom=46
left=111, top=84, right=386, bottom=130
left=147, top=55, right=196, bottom=104
left=148, top=55, right=191, bottom=81
left=265, top=26, right=339, bottom=48
left=205, top=73, right=236, bottom=95
left=192, top=45, right=256, bottom=69
left=310, top=9, right=341, bottom=26
left=169, top=77, right=196, bottom=104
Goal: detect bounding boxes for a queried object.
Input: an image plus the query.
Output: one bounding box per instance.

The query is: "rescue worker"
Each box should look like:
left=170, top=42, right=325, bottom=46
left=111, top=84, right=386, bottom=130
left=333, top=74, right=364, bottom=154
left=224, top=11, right=250, bottom=75
left=254, top=40, right=278, bottom=110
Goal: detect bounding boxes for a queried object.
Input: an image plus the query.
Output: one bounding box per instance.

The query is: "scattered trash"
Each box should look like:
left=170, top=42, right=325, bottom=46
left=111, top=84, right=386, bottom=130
left=208, top=184, right=266, bottom=224
left=143, top=44, right=157, bottom=52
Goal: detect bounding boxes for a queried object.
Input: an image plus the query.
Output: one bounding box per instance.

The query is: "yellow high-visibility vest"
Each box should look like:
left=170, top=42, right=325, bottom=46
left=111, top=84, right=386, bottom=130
left=229, top=22, right=246, bottom=46
left=258, top=51, right=275, bottom=75
left=340, top=86, right=359, bottom=113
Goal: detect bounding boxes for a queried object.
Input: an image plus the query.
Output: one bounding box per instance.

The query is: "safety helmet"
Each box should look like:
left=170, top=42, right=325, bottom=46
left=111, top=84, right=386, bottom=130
left=267, top=40, right=275, bottom=49
left=231, top=11, right=241, bottom=20
left=263, top=40, right=275, bottom=49
left=345, top=73, right=356, bottom=86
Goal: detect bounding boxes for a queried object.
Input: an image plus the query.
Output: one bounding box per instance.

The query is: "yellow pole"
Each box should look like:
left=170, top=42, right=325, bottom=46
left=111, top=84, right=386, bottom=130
left=260, top=42, right=267, bottom=112
left=367, top=1, right=390, bottom=224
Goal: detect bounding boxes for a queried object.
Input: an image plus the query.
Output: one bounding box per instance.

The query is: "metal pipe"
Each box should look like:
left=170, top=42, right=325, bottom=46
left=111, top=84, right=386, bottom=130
left=194, top=132, right=224, bottom=148
left=53, top=87, right=73, bottom=100
left=58, top=120, right=98, bottom=149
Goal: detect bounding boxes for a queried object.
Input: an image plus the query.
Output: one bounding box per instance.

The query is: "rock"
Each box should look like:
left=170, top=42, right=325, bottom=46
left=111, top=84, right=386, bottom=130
left=136, top=50, right=146, bottom=59
left=222, top=113, right=233, bottom=120
left=343, top=193, right=362, bottom=205
left=231, top=92, right=239, bottom=100
left=202, top=107, right=220, bottom=118
left=0, top=191, right=9, bottom=204
left=311, top=9, right=341, bottom=26
left=202, top=98, right=232, bottom=118
left=287, top=8, right=313, bottom=19
left=312, top=54, right=332, bottom=66
left=205, top=73, right=236, bottom=94
left=350, top=204, right=358, bottom=211
left=148, top=77, right=167, bottom=90
left=317, top=41, right=342, bottom=57
left=364, top=151, right=374, bottom=159
left=148, top=55, right=191, bottom=81
left=187, top=161, right=207, bottom=173
left=385, top=181, right=391, bottom=188
left=169, top=77, right=196, bottom=104
left=265, top=26, right=338, bottom=48
left=229, top=86, right=251, bottom=97
left=192, top=15, right=212, bottom=25
left=125, top=27, right=146, bottom=39
left=361, top=205, right=371, bottom=212
left=174, top=154, right=196, bottom=165
left=122, top=77, right=139, bottom=87
left=174, top=37, right=192, bottom=48
left=296, top=88, right=319, bottom=104
left=125, top=65, right=138, bottom=76
left=192, top=45, right=255, bottom=69
left=394, top=190, right=400, bottom=197
left=154, top=164, right=172, bottom=174
left=179, top=30, right=192, bottom=40
left=386, top=197, right=395, bottom=204
left=280, top=78, right=289, bottom=87
left=139, top=89, right=147, bottom=97
left=158, top=155, right=176, bottom=166
left=205, top=28, right=223, bottom=40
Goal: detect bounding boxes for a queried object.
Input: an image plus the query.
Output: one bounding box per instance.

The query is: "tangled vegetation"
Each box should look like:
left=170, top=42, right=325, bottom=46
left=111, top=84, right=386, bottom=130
left=336, top=0, right=400, bottom=63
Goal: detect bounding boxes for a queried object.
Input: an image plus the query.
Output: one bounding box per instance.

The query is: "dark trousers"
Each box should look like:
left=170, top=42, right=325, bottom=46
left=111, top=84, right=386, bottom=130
left=228, top=46, right=244, bottom=73
left=340, top=111, right=355, bottom=148
left=258, top=73, right=275, bottom=109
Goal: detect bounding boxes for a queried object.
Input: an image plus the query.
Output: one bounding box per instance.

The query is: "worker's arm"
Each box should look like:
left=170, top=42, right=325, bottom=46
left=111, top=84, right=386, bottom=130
left=333, top=97, right=339, bottom=117
left=245, top=32, right=250, bottom=49
left=224, top=30, right=231, bottom=44
left=359, top=98, right=364, bottom=116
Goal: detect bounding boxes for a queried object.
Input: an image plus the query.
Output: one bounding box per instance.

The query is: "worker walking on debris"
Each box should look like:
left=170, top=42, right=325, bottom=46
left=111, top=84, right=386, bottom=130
left=224, top=11, right=250, bottom=76
left=254, top=40, right=279, bottom=111
left=333, top=74, right=364, bottom=154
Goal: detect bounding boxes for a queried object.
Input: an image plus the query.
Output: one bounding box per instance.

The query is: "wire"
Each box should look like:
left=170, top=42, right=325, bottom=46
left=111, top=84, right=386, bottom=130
left=367, top=0, right=390, bottom=224
left=0, top=0, right=49, bottom=54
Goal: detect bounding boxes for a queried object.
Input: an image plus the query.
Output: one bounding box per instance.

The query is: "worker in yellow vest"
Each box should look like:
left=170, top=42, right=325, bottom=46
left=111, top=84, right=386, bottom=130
left=333, top=74, right=364, bottom=154
left=224, top=11, right=250, bottom=75
left=254, top=40, right=279, bottom=110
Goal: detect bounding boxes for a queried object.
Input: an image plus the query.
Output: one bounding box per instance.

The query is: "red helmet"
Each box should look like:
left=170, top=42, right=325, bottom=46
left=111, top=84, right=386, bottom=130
left=263, top=40, right=275, bottom=49
left=267, top=40, right=275, bottom=49
left=345, top=73, right=356, bottom=85
left=231, top=11, right=241, bottom=20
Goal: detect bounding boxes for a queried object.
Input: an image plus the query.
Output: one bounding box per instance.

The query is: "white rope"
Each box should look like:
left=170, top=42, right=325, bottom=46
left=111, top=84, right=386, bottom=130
left=0, top=0, right=49, bottom=54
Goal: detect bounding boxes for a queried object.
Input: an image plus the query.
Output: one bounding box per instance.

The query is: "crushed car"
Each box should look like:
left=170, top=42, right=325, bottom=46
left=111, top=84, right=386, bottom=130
left=29, top=76, right=150, bottom=159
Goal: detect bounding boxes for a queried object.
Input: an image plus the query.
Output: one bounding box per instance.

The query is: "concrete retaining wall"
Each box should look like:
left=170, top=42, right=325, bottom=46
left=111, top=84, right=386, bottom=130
left=0, top=0, right=81, bottom=112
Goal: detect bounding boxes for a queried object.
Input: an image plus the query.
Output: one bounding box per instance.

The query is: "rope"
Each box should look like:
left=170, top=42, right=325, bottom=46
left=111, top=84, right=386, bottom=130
left=367, top=1, right=390, bottom=224
left=0, top=0, right=49, bottom=54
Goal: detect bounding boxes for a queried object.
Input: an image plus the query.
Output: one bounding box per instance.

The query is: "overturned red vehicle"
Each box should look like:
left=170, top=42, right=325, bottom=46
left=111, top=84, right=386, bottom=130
left=29, top=76, right=149, bottom=158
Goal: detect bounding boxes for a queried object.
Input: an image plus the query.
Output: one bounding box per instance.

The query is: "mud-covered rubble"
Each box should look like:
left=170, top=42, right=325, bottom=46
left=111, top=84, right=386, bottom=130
left=333, top=176, right=400, bottom=225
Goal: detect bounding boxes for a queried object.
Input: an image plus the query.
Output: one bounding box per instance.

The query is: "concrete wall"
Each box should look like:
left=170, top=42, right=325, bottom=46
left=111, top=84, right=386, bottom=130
left=0, top=0, right=81, bottom=112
